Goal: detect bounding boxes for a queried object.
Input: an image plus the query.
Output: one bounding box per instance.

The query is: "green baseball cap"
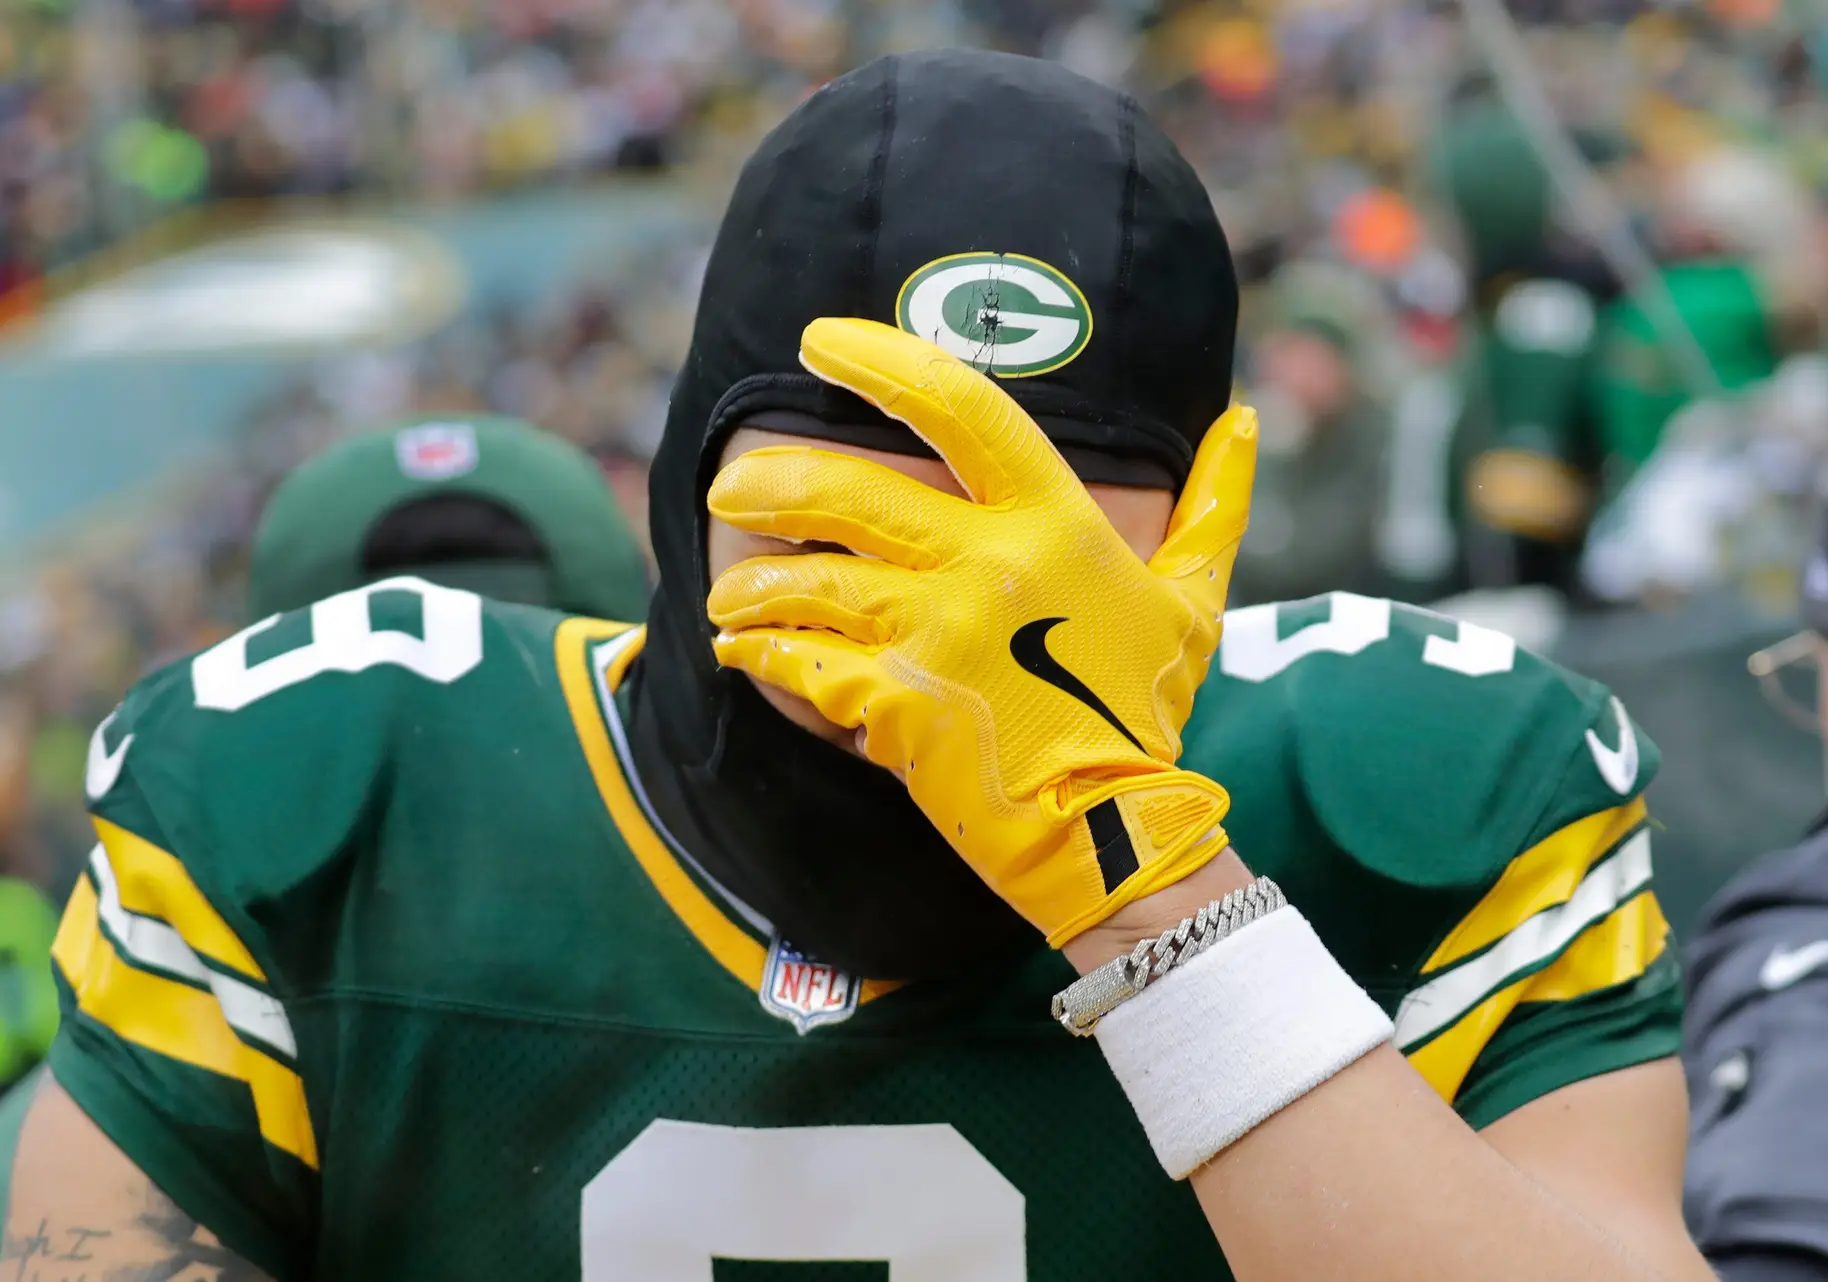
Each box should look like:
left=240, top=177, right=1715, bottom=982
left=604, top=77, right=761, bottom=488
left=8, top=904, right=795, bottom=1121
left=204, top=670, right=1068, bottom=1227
left=247, top=415, right=649, bottom=622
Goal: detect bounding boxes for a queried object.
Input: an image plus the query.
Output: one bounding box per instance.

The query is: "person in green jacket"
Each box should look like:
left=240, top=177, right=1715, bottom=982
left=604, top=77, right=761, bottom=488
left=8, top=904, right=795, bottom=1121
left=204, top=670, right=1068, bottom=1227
left=1431, top=101, right=1620, bottom=590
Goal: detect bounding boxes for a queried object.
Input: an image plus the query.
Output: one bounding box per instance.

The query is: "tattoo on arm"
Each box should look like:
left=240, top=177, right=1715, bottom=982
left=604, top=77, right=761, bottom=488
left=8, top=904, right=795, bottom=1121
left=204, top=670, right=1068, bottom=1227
left=3, top=1217, right=114, bottom=1282
left=3, top=1179, right=269, bottom=1282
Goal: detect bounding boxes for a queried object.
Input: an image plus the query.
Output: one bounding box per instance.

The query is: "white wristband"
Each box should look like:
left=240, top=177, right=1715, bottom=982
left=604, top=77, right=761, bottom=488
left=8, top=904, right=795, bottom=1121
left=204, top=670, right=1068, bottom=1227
left=1093, top=905, right=1394, bottom=1179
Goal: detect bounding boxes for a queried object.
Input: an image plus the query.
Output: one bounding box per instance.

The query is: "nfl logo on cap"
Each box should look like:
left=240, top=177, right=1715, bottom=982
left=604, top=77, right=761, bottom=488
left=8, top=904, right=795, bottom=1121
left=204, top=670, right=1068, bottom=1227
left=396, top=422, right=480, bottom=481
left=760, top=936, right=859, bottom=1034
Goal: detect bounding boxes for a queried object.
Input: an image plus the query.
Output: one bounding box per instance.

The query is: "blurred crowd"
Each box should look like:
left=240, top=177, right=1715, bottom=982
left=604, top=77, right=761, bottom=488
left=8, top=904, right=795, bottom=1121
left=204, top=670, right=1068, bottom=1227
left=0, top=240, right=697, bottom=892
left=0, top=0, right=860, bottom=295
left=7, top=0, right=1828, bottom=896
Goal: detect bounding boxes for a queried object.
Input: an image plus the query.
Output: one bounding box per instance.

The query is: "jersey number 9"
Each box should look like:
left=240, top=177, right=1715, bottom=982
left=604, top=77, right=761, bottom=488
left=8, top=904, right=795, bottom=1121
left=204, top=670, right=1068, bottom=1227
left=192, top=578, right=486, bottom=713
left=582, top=1121, right=1025, bottom=1279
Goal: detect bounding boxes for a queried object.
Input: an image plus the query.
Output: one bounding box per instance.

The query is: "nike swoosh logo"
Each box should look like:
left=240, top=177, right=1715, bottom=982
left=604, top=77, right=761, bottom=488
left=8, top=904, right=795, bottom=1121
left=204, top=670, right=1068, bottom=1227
left=1585, top=696, right=1639, bottom=796
left=1009, top=617, right=1146, bottom=753
left=85, top=710, right=133, bottom=802
left=1760, top=940, right=1828, bottom=991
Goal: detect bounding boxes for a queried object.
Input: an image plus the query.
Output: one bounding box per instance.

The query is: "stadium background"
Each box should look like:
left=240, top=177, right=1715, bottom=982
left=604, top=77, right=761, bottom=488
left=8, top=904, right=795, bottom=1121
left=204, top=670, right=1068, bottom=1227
left=1, top=0, right=1825, bottom=944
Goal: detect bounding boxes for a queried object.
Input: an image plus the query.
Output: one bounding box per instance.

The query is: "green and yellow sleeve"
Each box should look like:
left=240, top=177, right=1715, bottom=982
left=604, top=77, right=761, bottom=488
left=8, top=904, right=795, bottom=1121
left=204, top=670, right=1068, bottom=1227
left=49, top=816, right=313, bottom=1276
left=1398, top=794, right=1680, bottom=1129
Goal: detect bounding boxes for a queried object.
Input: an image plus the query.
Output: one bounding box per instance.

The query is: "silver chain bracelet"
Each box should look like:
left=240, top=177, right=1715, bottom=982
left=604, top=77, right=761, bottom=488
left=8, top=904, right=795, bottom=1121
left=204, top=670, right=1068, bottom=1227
left=1051, top=875, right=1287, bottom=1036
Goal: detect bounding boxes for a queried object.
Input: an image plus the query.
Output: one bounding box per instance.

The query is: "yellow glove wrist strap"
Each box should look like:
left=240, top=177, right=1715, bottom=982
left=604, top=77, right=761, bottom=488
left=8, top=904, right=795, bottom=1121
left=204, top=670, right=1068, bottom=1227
left=1042, top=772, right=1233, bottom=947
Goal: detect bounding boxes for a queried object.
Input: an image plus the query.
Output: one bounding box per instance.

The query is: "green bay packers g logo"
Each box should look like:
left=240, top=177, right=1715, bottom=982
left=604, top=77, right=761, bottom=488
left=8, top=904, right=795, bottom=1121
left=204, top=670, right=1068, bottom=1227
left=895, top=252, right=1093, bottom=377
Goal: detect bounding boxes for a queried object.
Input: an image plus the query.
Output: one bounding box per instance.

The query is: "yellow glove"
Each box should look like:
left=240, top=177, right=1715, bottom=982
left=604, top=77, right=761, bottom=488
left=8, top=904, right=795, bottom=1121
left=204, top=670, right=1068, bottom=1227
left=708, top=318, right=1257, bottom=946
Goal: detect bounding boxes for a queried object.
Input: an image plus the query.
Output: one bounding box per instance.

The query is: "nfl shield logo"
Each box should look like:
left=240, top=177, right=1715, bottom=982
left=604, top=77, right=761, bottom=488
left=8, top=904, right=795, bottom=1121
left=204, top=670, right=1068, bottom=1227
left=760, top=937, right=859, bottom=1034
left=396, top=422, right=479, bottom=481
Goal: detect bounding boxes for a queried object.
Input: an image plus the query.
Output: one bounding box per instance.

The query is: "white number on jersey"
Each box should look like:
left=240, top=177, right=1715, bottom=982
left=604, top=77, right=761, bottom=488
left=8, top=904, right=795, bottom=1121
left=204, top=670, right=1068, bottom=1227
left=192, top=577, right=484, bottom=713
left=581, top=1120, right=1025, bottom=1279
left=1219, top=592, right=1518, bottom=683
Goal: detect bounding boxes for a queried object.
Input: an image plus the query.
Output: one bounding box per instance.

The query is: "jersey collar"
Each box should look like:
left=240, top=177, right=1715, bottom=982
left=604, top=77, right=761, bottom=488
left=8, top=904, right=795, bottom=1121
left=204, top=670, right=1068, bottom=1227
left=555, top=617, right=899, bottom=1006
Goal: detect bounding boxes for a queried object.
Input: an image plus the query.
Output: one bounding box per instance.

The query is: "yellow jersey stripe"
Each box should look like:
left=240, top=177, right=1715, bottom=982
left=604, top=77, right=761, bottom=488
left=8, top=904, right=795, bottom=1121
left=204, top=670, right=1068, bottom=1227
left=1405, top=890, right=1669, bottom=1103
left=1406, top=970, right=1529, bottom=1104
left=587, top=631, right=775, bottom=941
left=556, top=619, right=773, bottom=994
left=51, top=872, right=103, bottom=985
left=76, top=842, right=295, bottom=1057
left=1524, top=890, right=1669, bottom=1002
left=93, top=816, right=268, bottom=983
left=1423, top=798, right=1647, bottom=974
left=556, top=619, right=899, bottom=1003
left=52, top=875, right=319, bottom=1167
left=1395, top=828, right=1652, bottom=1050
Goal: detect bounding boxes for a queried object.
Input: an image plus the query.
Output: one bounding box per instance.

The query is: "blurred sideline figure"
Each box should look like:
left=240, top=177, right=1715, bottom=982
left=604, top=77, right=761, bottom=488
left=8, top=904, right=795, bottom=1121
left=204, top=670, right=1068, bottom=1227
left=0, top=880, right=57, bottom=1089
left=1580, top=147, right=1828, bottom=606
left=0, top=878, right=58, bottom=1216
left=1229, top=261, right=1399, bottom=606
left=1430, top=100, right=1619, bottom=594
left=1589, top=148, right=1809, bottom=489
left=0, top=411, right=648, bottom=1214
left=1684, top=513, right=1828, bottom=1282
left=0, top=691, right=58, bottom=1101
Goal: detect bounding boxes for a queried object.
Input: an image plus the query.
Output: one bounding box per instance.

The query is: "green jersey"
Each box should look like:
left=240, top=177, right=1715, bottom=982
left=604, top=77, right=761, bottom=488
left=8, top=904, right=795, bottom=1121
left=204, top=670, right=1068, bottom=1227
left=1450, top=277, right=1604, bottom=550
left=1469, top=277, right=1603, bottom=467
left=47, top=578, right=1679, bottom=1280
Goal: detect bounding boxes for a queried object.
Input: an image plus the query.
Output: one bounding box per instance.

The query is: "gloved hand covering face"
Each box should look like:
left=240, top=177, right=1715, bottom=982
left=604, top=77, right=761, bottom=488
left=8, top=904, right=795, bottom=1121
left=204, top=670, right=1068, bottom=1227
left=710, top=318, right=1257, bottom=944
left=634, top=48, right=1242, bottom=979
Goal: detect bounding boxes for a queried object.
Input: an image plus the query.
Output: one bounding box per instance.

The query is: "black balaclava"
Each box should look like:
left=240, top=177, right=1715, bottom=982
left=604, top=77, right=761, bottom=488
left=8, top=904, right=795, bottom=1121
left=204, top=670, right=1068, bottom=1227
left=629, top=49, right=1239, bottom=981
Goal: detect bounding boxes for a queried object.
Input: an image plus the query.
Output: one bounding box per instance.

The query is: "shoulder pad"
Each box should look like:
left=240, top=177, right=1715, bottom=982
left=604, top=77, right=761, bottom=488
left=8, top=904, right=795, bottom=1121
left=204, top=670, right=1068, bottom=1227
left=87, top=579, right=573, bottom=918
left=1183, top=593, right=1658, bottom=890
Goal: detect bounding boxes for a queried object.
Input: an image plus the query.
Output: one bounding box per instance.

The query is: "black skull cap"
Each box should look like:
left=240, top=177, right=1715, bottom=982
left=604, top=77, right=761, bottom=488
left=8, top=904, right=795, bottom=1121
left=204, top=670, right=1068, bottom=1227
left=657, top=48, right=1241, bottom=495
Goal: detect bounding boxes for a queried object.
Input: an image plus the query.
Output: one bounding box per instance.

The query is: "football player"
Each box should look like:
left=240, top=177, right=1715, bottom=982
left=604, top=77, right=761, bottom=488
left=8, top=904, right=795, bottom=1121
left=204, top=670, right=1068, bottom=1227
left=9, top=52, right=1709, bottom=1280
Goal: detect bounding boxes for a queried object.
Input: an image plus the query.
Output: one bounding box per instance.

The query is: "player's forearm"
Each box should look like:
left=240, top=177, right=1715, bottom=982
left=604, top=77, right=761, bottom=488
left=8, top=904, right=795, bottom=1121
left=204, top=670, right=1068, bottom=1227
left=1065, top=855, right=1708, bottom=1282
left=1188, top=1044, right=1688, bottom=1282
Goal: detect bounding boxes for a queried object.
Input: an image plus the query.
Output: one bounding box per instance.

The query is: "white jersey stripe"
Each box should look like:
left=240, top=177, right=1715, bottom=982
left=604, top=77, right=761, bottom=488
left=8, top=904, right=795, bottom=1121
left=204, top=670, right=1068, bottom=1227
left=87, top=843, right=298, bottom=1059
left=1393, top=830, right=1653, bottom=1051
